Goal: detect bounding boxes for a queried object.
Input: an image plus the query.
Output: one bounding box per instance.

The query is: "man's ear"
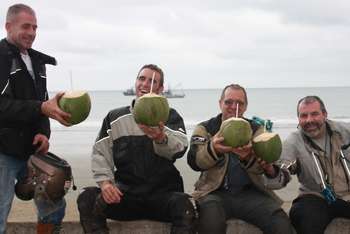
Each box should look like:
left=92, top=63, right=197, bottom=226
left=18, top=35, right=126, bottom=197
left=5, top=22, right=11, bottom=32
left=158, top=85, right=164, bottom=94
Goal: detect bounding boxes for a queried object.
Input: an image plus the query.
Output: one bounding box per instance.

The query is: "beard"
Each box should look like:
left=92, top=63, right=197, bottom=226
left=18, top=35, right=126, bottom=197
left=301, top=121, right=325, bottom=139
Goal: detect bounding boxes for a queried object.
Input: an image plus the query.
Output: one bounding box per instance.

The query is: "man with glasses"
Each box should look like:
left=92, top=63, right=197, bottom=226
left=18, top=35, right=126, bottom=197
left=187, top=84, right=293, bottom=234
left=280, top=96, right=350, bottom=234
left=77, top=64, right=195, bottom=234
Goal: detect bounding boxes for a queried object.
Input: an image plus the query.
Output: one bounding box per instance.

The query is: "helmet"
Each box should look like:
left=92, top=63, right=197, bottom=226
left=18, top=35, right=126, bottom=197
left=15, top=152, right=74, bottom=202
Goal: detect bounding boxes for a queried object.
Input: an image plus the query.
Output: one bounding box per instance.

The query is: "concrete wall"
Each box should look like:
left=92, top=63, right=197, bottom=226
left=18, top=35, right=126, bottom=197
left=6, top=218, right=350, bottom=234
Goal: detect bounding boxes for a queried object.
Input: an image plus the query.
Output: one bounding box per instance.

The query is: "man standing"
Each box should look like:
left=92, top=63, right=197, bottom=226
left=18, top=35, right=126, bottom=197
left=0, top=3, right=70, bottom=234
left=280, top=96, right=350, bottom=234
left=187, top=84, right=293, bottom=234
left=77, top=64, right=195, bottom=234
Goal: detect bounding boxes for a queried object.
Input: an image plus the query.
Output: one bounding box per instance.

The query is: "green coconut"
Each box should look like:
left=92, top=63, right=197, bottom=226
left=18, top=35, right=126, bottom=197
left=58, top=90, right=91, bottom=125
left=133, top=93, right=170, bottom=126
left=219, top=117, right=252, bottom=148
left=252, top=132, right=282, bottom=163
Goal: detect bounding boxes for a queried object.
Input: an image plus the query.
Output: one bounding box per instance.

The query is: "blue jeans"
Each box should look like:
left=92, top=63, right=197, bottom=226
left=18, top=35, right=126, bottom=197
left=0, top=153, right=66, bottom=234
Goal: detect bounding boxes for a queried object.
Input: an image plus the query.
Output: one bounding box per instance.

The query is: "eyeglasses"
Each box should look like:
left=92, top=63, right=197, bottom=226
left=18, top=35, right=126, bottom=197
left=223, top=99, right=245, bottom=106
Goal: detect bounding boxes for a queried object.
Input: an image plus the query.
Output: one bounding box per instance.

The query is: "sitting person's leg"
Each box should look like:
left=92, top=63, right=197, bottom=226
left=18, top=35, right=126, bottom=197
left=196, top=192, right=227, bottom=234
left=77, top=187, right=109, bottom=234
left=217, top=188, right=293, bottom=234
left=290, top=195, right=333, bottom=234
left=146, top=192, right=196, bottom=234
left=77, top=187, right=147, bottom=234
left=330, top=198, right=350, bottom=219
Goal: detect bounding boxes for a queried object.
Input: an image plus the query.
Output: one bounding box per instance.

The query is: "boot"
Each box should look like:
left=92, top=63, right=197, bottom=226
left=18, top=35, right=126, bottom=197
left=37, top=223, right=54, bottom=234
left=53, top=224, right=62, bottom=234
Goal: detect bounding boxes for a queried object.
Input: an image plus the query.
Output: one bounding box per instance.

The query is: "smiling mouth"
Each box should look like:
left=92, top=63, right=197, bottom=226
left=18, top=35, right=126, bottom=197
left=140, top=89, right=149, bottom=95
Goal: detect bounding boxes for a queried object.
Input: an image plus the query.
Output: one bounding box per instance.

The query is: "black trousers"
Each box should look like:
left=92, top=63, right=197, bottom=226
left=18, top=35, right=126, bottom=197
left=77, top=187, right=194, bottom=234
left=196, top=187, right=294, bottom=234
left=290, top=194, right=350, bottom=234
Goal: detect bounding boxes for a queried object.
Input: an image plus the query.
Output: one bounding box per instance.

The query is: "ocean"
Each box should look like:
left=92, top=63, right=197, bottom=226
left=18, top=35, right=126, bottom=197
left=48, top=87, right=350, bottom=201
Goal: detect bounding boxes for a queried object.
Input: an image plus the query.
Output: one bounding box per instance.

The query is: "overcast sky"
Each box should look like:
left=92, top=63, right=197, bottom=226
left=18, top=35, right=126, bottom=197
left=1, top=0, right=350, bottom=91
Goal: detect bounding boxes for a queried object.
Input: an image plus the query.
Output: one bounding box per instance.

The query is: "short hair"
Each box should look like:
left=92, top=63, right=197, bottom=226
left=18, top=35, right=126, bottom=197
left=136, top=64, right=164, bottom=86
left=220, top=84, right=248, bottom=105
left=297, top=95, right=327, bottom=116
left=6, top=4, right=35, bottom=23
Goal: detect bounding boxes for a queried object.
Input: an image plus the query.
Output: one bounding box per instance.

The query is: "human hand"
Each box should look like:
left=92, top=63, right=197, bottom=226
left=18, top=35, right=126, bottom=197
left=41, top=92, right=71, bottom=126
left=257, top=158, right=276, bottom=177
left=33, top=133, right=49, bottom=154
left=138, top=122, right=167, bottom=143
left=232, top=141, right=252, bottom=161
left=212, top=133, right=234, bottom=154
left=100, top=181, right=123, bottom=204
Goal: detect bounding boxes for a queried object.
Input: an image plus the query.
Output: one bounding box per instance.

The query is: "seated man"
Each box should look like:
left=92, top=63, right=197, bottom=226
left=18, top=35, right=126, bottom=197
left=187, top=84, right=294, bottom=234
left=77, top=64, right=195, bottom=234
left=280, top=95, right=350, bottom=234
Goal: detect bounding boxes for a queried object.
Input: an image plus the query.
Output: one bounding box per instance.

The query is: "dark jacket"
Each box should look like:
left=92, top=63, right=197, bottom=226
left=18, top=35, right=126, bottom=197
left=91, top=103, right=189, bottom=196
left=0, top=38, right=56, bottom=159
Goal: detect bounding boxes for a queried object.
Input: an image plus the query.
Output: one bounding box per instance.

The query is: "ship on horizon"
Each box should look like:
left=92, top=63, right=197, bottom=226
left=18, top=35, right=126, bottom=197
left=123, top=85, right=185, bottom=98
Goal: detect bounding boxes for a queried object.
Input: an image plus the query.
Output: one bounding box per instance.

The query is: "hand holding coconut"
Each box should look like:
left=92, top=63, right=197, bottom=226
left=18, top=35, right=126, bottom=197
left=211, top=133, right=237, bottom=154
left=138, top=122, right=167, bottom=143
left=212, top=132, right=252, bottom=161
left=256, top=157, right=277, bottom=177
left=41, top=92, right=71, bottom=126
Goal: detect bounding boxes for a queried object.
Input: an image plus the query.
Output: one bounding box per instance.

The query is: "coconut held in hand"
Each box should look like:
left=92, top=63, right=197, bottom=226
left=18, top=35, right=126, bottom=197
left=219, top=117, right=253, bottom=148
left=252, top=132, right=282, bottom=163
left=133, top=93, right=170, bottom=126
left=58, top=90, right=91, bottom=125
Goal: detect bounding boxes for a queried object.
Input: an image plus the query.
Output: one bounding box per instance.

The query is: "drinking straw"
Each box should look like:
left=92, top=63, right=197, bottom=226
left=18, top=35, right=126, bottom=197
left=150, top=72, right=155, bottom=93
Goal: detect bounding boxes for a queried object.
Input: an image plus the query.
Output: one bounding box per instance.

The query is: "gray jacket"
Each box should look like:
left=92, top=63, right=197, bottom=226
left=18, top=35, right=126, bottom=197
left=280, top=120, right=350, bottom=201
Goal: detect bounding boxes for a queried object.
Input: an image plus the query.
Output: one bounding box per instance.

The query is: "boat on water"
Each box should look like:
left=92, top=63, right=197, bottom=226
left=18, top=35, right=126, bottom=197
left=123, top=86, right=185, bottom=98
left=123, top=88, right=135, bottom=96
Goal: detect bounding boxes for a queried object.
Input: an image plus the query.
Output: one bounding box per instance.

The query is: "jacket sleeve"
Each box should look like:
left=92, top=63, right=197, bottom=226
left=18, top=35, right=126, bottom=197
left=0, top=56, right=43, bottom=124
left=279, top=133, right=299, bottom=175
left=91, top=114, right=115, bottom=185
left=187, top=124, right=224, bottom=171
left=153, top=109, right=188, bottom=161
left=245, top=126, right=292, bottom=189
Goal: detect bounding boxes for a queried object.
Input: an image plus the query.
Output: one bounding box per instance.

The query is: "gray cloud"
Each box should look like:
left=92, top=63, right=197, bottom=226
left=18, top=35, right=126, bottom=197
left=1, top=0, right=349, bottom=90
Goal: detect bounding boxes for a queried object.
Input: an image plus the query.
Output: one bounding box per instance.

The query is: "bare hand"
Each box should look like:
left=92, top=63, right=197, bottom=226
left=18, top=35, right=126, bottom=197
left=212, top=133, right=235, bottom=154
left=100, top=181, right=123, bottom=204
left=257, top=158, right=276, bottom=177
left=138, top=122, right=166, bottom=143
left=41, top=92, right=71, bottom=126
left=232, top=141, right=252, bottom=161
left=33, top=133, right=49, bottom=154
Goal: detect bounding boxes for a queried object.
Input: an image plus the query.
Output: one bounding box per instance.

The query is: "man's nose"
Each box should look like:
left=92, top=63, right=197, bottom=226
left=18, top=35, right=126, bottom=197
left=306, top=115, right=313, bottom=122
left=28, top=27, right=36, bottom=36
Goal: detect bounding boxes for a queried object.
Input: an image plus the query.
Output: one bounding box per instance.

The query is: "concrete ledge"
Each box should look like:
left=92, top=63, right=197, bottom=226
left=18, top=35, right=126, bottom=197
left=6, top=218, right=350, bottom=234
